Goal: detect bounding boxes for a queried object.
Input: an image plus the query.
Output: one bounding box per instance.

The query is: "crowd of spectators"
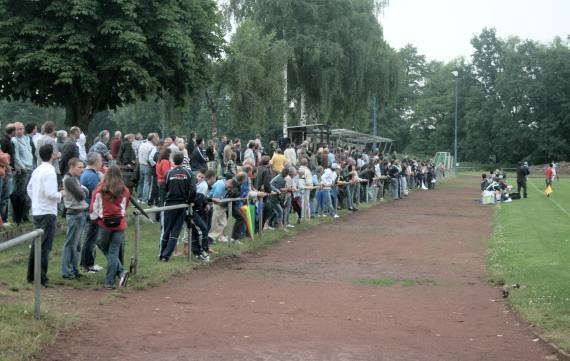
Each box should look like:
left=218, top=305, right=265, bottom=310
left=0, top=121, right=443, bottom=288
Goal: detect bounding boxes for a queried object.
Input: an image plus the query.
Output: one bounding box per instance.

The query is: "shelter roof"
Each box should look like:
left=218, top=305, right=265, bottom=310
left=330, top=128, right=393, bottom=144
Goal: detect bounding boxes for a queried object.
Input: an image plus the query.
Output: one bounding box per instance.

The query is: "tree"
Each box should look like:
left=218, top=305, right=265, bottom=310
left=0, top=0, right=224, bottom=132
left=225, top=0, right=398, bottom=129
left=217, top=19, right=289, bottom=138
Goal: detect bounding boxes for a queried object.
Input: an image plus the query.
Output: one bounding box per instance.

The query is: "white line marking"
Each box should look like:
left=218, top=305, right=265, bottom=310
left=528, top=181, right=570, bottom=218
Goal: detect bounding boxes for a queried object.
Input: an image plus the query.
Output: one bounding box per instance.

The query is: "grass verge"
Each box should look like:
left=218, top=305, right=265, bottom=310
left=487, top=176, right=570, bottom=351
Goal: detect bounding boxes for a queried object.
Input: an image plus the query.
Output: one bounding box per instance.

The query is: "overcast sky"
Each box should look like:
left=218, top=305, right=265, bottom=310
left=379, top=0, right=570, bottom=62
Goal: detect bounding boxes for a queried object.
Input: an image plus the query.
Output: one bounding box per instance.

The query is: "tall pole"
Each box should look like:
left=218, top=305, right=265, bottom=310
left=453, top=75, right=459, bottom=169
left=283, top=61, right=288, bottom=138
left=372, top=95, right=378, bottom=136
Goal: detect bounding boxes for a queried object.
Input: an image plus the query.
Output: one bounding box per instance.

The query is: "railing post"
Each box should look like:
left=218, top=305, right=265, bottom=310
left=186, top=206, right=191, bottom=262
left=33, top=232, right=41, bottom=320
left=258, top=198, right=263, bottom=241
left=227, top=201, right=233, bottom=243
left=133, top=211, right=140, bottom=275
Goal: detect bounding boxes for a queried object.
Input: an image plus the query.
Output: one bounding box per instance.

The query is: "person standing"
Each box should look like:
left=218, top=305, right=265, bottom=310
left=190, top=136, right=208, bottom=173
left=35, top=121, right=61, bottom=183
left=516, top=162, right=529, bottom=198
left=60, top=126, right=81, bottom=176
left=552, top=160, right=559, bottom=181
left=91, top=130, right=113, bottom=166
left=26, top=144, right=65, bottom=287
left=77, top=132, right=88, bottom=163
left=61, top=158, right=89, bottom=279
left=320, top=163, right=338, bottom=218
left=159, top=153, right=196, bottom=261
left=270, top=148, right=288, bottom=175
left=110, top=131, right=122, bottom=160
left=284, top=143, right=297, bottom=167
left=90, top=166, right=130, bottom=289
left=156, top=148, right=172, bottom=207
left=117, top=133, right=137, bottom=192
left=11, top=122, right=34, bottom=224
left=24, top=123, right=38, bottom=167
left=137, top=133, right=157, bottom=203
left=80, top=153, right=103, bottom=273
left=545, top=163, right=554, bottom=188
left=0, top=124, right=16, bottom=224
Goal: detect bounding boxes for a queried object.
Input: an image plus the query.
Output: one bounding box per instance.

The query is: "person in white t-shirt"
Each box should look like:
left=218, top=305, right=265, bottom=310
left=26, top=143, right=65, bottom=287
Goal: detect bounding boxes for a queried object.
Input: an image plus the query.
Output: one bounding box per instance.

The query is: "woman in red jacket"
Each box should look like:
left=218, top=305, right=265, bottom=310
left=156, top=148, right=172, bottom=207
left=90, top=165, right=130, bottom=289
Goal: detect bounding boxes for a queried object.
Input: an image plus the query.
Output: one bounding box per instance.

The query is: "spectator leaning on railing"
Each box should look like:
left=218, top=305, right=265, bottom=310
left=159, top=153, right=196, bottom=262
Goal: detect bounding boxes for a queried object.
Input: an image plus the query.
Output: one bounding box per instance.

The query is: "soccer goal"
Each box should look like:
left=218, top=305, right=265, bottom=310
left=433, top=152, right=454, bottom=176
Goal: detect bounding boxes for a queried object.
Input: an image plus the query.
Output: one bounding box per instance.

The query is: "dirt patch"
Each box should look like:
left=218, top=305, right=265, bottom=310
left=40, top=178, right=564, bottom=361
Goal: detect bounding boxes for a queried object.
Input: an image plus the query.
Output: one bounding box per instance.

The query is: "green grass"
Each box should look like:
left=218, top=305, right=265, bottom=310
left=487, top=176, right=570, bottom=351
left=0, top=303, right=74, bottom=361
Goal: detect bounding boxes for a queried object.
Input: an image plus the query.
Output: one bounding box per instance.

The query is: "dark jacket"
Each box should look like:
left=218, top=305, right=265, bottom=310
left=255, top=165, right=272, bottom=193
left=164, top=166, right=196, bottom=206
left=60, top=139, right=79, bottom=175
left=190, top=146, right=208, bottom=171
left=117, top=140, right=136, bottom=165
left=516, top=165, right=529, bottom=183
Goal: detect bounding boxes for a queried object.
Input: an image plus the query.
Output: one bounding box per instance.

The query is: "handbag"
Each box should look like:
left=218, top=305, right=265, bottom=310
left=482, top=190, right=495, bottom=205
left=102, top=216, right=122, bottom=227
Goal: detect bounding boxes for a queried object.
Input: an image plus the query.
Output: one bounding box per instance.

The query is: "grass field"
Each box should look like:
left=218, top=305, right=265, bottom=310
left=487, top=175, right=570, bottom=351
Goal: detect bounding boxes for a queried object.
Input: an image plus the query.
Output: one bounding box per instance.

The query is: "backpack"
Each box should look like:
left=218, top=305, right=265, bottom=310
left=0, top=150, right=10, bottom=177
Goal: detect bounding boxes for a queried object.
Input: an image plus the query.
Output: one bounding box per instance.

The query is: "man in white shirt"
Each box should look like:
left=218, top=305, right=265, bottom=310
left=26, top=143, right=65, bottom=287
left=298, top=158, right=313, bottom=220
left=137, top=133, right=158, bottom=202
left=320, top=163, right=339, bottom=218
left=284, top=143, right=297, bottom=166
left=77, top=132, right=87, bottom=162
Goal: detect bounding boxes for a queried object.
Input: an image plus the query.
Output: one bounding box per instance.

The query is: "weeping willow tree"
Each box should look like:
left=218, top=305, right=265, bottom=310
left=221, top=0, right=400, bottom=134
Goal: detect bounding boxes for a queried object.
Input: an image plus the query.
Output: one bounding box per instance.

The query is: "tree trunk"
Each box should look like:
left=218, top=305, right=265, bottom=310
left=65, top=100, right=93, bottom=133
left=205, top=90, right=217, bottom=138
left=300, top=91, right=307, bottom=126
left=282, top=61, right=288, bottom=138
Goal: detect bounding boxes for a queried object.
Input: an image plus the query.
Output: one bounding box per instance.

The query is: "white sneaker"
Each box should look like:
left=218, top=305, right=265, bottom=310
left=218, top=236, right=229, bottom=243
left=287, top=224, right=295, bottom=228
left=333, top=214, right=340, bottom=218
left=92, top=264, right=103, bottom=272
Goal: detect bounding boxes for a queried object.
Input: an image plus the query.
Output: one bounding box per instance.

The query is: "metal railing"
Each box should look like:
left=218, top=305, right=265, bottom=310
left=130, top=196, right=263, bottom=275
left=0, top=229, right=44, bottom=320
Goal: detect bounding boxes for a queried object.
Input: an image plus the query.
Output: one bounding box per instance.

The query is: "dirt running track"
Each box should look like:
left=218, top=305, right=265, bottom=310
left=42, top=178, right=563, bottom=361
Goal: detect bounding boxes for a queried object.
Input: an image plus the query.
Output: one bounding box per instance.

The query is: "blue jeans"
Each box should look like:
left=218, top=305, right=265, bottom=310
left=97, top=228, right=125, bottom=287
left=61, top=212, right=86, bottom=277
left=321, top=189, right=335, bottom=216
left=0, top=172, right=14, bottom=222
left=138, top=164, right=151, bottom=202
left=345, top=185, right=355, bottom=209
left=81, top=216, right=99, bottom=269
left=331, top=188, right=338, bottom=214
